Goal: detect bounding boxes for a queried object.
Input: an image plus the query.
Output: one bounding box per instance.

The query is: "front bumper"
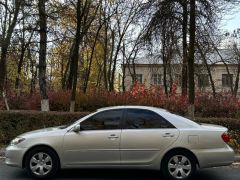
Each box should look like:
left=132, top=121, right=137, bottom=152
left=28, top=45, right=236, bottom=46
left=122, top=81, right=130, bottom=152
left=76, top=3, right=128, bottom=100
left=5, top=145, right=27, bottom=168
left=193, top=145, right=235, bottom=168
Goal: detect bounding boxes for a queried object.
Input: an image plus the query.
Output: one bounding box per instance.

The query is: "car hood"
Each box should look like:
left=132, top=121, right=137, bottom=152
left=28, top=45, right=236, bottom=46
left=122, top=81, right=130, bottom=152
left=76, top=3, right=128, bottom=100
left=20, top=126, right=64, bottom=138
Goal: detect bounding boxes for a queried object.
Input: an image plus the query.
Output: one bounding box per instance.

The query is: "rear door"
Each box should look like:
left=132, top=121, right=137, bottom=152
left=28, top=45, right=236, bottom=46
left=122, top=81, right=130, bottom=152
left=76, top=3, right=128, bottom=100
left=120, top=109, right=179, bottom=165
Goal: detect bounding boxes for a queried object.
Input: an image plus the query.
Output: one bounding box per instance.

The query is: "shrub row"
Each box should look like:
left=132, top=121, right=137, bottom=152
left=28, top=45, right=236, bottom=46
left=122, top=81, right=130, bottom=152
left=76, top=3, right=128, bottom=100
left=1, top=83, right=240, bottom=118
left=0, top=111, right=240, bottom=148
left=0, top=111, right=89, bottom=145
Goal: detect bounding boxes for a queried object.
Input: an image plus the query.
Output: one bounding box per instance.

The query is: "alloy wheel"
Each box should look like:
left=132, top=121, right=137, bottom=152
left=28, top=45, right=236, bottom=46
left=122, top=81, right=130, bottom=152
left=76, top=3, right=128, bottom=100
left=168, top=155, right=192, bottom=179
left=30, top=152, right=53, bottom=176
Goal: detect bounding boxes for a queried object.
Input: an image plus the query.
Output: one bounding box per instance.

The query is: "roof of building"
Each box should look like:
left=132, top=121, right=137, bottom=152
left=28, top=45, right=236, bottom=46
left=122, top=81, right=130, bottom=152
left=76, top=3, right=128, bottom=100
left=130, top=49, right=237, bottom=65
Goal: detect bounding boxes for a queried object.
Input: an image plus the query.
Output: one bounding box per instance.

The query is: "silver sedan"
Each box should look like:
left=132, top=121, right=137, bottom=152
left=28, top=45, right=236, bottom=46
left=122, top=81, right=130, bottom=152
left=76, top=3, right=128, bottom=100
left=5, top=106, right=234, bottom=180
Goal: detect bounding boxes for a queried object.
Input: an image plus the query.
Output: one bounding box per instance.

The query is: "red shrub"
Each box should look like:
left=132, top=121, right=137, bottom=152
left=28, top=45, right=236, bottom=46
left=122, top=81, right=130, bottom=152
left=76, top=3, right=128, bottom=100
left=49, top=90, right=71, bottom=111
left=23, top=94, right=41, bottom=110
left=1, top=83, right=240, bottom=118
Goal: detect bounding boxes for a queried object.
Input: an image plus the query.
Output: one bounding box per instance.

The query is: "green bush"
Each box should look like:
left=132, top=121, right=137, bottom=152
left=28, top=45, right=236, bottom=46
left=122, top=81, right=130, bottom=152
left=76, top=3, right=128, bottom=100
left=0, top=111, right=239, bottom=153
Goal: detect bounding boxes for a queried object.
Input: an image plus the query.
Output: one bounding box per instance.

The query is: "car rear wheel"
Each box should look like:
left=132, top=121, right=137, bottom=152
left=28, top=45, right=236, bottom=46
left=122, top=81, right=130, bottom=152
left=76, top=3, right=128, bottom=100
left=25, top=147, right=59, bottom=179
left=161, top=151, right=196, bottom=180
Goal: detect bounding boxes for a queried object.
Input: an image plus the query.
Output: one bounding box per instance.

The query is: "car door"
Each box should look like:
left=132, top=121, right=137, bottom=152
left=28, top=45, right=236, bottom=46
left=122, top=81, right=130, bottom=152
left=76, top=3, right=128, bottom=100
left=120, top=109, right=179, bottom=165
left=62, top=109, right=123, bottom=166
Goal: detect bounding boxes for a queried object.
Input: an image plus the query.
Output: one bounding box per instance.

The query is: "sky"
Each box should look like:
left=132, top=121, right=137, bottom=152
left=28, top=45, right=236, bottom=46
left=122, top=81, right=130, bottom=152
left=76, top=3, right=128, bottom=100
left=221, top=11, right=240, bottom=32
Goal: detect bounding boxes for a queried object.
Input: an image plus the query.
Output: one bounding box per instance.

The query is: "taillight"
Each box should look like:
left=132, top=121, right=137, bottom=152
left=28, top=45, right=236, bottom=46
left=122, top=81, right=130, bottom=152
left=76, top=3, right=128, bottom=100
left=221, top=132, right=231, bottom=143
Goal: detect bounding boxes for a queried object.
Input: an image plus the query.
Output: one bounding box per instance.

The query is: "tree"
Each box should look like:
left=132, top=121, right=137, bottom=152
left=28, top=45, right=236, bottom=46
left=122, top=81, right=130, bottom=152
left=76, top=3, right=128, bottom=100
left=66, top=0, right=101, bottom=112
left=225, top=29, right=240, bottom=96
left=0, top=0, right=23, bottom=109
left=15, top=7, right=34, bottom=94
left=187, top=0, right=196, bottom=118
left=38, top=0, right=49, bottom=111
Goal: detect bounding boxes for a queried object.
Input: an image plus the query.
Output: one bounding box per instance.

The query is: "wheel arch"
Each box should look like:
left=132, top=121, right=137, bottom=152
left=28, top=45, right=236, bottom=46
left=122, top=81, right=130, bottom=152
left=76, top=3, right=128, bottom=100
left=22, top=144, right=61, bottom=168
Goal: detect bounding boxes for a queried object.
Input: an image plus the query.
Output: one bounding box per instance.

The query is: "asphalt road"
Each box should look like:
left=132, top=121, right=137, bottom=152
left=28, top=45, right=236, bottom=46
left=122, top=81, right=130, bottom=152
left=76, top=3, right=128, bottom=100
left=0, top=159, right=240, bottom=180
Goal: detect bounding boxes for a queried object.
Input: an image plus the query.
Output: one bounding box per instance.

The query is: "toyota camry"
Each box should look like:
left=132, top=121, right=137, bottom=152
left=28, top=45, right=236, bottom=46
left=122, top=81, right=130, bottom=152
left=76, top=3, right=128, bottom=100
left=5, top=106, right=234, bottom=180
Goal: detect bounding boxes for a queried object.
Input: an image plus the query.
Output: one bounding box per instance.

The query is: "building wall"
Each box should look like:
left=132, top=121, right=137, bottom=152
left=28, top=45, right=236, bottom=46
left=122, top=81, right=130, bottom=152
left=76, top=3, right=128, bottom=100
left=123, top=64, right=240, bottom=93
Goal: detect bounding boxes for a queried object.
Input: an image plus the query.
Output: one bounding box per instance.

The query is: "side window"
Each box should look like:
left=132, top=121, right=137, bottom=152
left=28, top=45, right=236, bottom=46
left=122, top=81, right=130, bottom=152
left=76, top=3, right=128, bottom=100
left=80, top=110, right=122, bottom=130
left=124, top=109, right=175, bottom=129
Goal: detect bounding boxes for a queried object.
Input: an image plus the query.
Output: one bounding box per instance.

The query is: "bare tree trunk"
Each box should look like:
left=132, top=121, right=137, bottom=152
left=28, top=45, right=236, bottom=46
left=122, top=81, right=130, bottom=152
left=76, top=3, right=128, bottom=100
left=188, top=0, right=196, bottom=118
left=103, top=24, right=109, bottom=90
left=0, top=47, right=7, bottom=94
left=168, top=54, right=173, bottom=94
left=213, top=46, right=234, bottom=94
left=67, top=42, right=76, bottom=90
left=122, top=43, right=127, bottom=92
left=83, top=24, right=103, bottom=93
left=234, top=63, right=240, bottom=96
left=2, top=92, right=9, bottom=111
left=15, top=10, right=34, bottom=94
left=15, top=46, right=25, bottom=93
left=162, top=52, right=169, bottom=96
left=62, top=44, right=72, bottom=89
left=181, top=1, right=188, bottom=96
left=197, top=44, right=216, bottom=97
left=38, top=0, right=49, bottom=111
left=108, top=30, right=115, bottom=91
left=28, top=48, right=37, bottom=95
left=70, top=0, right=82, bottom=112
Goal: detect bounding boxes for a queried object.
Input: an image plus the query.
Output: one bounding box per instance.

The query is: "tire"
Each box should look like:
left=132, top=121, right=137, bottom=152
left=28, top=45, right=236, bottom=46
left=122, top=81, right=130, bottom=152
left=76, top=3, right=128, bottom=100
left=161, top=150, right=196, bottom=180
left=25, top=147, right=59, bottom=179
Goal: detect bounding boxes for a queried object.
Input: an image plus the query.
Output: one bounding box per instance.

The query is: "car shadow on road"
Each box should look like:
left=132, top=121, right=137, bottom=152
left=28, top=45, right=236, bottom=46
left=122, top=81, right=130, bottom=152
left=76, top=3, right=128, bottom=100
left=53, top=169, right=216, bottom=180
left=11, top=168, right=218, bottom=180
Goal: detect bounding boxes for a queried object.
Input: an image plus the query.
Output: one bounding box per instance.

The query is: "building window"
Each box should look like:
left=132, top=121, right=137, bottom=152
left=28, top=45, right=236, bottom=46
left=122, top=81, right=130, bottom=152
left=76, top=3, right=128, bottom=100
left=152, top=74, right=162, bottom=85
left=222, top=74, right=233, bottom=87
left=133, top=74, right=143, bottom=84
left=198, top=74, right=209, bottom=87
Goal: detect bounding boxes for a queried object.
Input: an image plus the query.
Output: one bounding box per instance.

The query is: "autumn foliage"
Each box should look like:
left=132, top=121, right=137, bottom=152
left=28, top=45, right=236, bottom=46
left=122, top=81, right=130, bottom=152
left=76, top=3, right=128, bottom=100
left=0, top=82, right=240, bottom=118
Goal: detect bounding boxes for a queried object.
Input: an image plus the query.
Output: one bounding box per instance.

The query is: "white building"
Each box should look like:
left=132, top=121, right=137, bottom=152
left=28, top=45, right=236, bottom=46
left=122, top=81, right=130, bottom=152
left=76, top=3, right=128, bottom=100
left=122, top=49, right=240, bottom=94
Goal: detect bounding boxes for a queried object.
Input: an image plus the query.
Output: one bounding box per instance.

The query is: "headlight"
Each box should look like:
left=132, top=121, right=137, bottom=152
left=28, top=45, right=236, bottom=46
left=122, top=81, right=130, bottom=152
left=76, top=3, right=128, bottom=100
left=10, top=137, right=25, bottom=146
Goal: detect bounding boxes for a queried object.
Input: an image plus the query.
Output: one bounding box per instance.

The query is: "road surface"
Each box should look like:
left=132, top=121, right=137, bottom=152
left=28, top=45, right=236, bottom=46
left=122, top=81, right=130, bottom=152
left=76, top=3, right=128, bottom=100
left=0, top=159, right=239, bottom=180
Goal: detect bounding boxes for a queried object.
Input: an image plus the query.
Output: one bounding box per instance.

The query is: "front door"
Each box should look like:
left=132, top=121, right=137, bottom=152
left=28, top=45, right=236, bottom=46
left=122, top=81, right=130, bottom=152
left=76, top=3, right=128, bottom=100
left=63, top=109, right=123, bottom=166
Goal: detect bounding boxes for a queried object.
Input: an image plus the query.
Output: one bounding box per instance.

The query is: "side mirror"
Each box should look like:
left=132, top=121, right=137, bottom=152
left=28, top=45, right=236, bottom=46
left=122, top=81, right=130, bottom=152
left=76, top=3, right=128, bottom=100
left=72, top=124, right=81, bottom=133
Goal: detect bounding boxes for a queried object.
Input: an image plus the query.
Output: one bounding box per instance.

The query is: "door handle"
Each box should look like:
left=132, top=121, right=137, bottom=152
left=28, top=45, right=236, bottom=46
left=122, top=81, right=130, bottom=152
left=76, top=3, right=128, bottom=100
left=163, top=133, right=175, bottom=137
left=108, top=134, right=119, bottom=139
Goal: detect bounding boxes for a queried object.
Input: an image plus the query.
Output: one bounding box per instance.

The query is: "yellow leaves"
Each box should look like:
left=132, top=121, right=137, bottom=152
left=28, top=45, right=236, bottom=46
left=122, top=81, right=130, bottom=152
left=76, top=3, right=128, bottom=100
left=6, top=55, right=31, bottom=92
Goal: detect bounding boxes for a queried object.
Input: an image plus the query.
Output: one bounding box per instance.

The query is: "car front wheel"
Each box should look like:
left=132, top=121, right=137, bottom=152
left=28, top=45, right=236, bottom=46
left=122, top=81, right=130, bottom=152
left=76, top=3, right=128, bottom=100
left=25, top=147, right=59, bottom=179
left=161, top=151, right=196, bottom=180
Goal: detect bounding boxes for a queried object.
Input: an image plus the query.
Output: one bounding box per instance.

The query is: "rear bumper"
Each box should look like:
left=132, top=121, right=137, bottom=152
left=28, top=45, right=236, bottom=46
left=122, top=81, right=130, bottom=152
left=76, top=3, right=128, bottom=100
left=5, top=145, right=27, bottom=168
left=193, top=145, right=235, bottom=168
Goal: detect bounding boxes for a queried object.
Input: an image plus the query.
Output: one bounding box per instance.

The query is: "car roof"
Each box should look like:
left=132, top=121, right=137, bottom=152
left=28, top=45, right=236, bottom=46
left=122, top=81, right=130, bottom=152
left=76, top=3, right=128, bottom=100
left=96, top=106, right=199, bottom=128
left=96, top=106, right=168, bottom=112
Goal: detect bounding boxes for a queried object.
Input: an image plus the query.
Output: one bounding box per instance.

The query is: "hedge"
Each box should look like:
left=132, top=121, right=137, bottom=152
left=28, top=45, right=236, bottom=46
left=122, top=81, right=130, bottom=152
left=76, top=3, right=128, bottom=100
left=0, top=111, right=240, bottom=149
left=0, top=111, right=89, bottom=144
